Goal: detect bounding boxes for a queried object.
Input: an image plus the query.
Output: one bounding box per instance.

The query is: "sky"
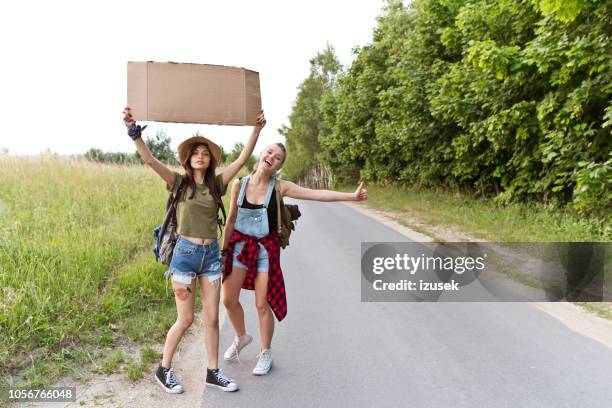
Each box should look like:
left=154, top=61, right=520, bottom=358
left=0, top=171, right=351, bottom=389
left=0, top=0, right=385, bottom=157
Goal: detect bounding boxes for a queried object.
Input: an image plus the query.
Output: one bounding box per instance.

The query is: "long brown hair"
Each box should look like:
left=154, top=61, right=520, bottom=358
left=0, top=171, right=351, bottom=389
left=181, top=143, right=222, bottom=208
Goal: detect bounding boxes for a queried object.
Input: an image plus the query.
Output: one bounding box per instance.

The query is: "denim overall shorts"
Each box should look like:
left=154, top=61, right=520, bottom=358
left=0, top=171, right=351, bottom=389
left=232, top=175, right=276, bottom=273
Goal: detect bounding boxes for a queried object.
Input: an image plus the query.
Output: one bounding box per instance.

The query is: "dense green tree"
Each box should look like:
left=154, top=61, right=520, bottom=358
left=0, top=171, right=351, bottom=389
left=309, top=0, right=611, bottom=218
left=142, top=130, right=178, bottom=166
left=224, top=142, right=257, bottom=171
left=281, top=44, right=342, bottom=181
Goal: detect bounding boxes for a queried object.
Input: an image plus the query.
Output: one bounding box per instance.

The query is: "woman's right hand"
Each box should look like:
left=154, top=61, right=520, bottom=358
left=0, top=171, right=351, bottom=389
left=122, top=107, right=136, bottom=128
left=122, top=106, right=147, bottom=140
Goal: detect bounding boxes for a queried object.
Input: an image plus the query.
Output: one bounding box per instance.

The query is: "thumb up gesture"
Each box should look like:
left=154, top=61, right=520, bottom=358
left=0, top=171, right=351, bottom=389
left=354, top=182, right=368, bottom=201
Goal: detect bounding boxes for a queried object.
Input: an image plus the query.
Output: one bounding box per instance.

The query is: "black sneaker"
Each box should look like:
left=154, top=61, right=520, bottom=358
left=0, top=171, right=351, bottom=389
left=206, top=368, right=238, bottom=392
left=155, top=364, right=184, bottom=394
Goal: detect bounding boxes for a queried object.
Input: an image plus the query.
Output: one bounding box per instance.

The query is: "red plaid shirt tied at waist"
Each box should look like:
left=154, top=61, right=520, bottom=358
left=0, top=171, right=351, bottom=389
left=223, top=230, right=287, bottom=321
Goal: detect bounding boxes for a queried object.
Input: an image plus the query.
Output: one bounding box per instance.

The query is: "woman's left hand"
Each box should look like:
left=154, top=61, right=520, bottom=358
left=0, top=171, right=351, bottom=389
left=255, top=110, right=266, bottom=131
left=354, top=182, right=368, bottom=201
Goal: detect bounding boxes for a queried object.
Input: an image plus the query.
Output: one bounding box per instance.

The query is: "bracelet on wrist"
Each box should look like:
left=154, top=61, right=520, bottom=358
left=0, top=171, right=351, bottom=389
left=128, top=124, right=147, bottom=141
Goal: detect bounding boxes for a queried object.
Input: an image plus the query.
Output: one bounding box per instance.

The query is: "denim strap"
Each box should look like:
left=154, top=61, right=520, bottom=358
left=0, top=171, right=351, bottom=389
left=237, top=175, right=250, bottom=206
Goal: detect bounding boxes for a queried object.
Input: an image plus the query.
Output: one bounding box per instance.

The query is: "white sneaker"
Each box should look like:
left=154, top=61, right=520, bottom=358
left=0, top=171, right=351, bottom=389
left=224, top=334, right=253, bottom=361
left=252, top=349, right=273, bottom=375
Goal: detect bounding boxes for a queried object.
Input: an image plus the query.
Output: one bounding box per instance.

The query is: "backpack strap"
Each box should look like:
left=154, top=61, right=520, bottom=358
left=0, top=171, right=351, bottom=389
left=216, top=195, right=226, bottom=237
left=169, top=177, right=187, bottom=210
left=160, top=177, right=187, bottom=241
left=263, top=175, right=276, bottom=208
left=237, top=175, right=250, bottom=206
left=275, top=178, right=282, bottom=234
left=215, top=176, right=228, bottom=238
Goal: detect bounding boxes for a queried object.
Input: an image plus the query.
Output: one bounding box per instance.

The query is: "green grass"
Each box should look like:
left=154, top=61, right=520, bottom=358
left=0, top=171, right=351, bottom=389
left=0, top=156, right=182, bottom=388
left=96, top=350, right=125, bottom=375
left=348, top=184, right=611, bottom=242
left=125, top=358, right=145, bottom=382
left=346, top=183, right=612, bottom=318
left=125, top=347, right=162, bottom=382
left=140, top=346, right=161, bottom=365
left=575, top=302, right=612, bottom=320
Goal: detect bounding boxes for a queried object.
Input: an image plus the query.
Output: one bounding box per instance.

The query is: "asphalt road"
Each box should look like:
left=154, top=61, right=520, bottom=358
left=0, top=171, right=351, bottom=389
left=202, top=200, right=612, bottom=408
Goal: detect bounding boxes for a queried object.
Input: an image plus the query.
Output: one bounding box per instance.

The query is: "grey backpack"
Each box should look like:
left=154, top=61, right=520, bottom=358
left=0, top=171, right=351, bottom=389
left=153, top=179, right=187, bottom=266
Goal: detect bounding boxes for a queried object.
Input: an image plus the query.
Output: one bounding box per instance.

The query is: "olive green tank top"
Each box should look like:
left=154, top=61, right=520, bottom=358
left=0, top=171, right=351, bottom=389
left=166, top=172, right=227, bottom=239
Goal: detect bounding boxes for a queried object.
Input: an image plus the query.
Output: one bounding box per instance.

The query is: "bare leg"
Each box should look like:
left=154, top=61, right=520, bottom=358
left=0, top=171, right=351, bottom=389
left=222, top=266, right=248, bottom=337
left=199, top=275, right=222, bottom=369
left=162, top=279, right=196, bottom=368
left=254, top=272, right=274, bottom=350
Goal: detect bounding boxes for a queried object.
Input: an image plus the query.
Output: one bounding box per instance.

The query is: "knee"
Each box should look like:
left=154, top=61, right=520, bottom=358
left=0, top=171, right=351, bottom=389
left=223, top=296, right=239, bottom=310
left=255, top=301, right=269, bottom=315
left=177, top=313, right=195, bottom=330
left=203, top=312, right=219, bottom=328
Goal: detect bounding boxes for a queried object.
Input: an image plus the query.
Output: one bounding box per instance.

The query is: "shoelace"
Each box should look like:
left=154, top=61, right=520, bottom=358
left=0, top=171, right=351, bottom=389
left=165, top=368, right=180, bottom=389
left=256, top=350, right=272, bottom=367
left=214, top=369, right=234, bottom=386
left=231, top=336, right=246, bottom=364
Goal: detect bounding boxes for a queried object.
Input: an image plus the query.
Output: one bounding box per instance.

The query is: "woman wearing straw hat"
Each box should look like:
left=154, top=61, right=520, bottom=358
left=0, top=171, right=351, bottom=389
left=122, top=107, right=266, bottom=393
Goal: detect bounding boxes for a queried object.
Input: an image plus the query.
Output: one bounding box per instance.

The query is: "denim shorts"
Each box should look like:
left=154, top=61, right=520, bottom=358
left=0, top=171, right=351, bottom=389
left=232, top=240, right=269, bottom=273
left=165, top=237, right=223, bottom=284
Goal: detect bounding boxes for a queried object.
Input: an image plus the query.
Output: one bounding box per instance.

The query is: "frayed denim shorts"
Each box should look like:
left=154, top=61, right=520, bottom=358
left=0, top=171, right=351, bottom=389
left=165, top=237, right=223, bottom=284
left=232, top=240, right=269, bottom=273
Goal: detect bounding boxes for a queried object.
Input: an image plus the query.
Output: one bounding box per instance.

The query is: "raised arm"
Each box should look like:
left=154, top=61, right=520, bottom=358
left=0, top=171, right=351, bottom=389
left=221, top=111, right=266, bottom=186
left=123, top=107, right=175, bottom=186
left=280, top=180, right=368, bottom=202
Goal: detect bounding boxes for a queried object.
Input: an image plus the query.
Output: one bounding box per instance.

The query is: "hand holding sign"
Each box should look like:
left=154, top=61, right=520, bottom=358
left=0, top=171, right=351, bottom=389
left=122, top=106, right=147, bottom=141
left=254, top=110, right=267, bottom=132
left=122, top=107, right=135, bottom=128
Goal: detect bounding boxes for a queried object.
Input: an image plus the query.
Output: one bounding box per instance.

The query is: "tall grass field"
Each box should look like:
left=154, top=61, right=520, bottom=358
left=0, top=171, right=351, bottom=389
left=0, top=156, right=181, bottom=387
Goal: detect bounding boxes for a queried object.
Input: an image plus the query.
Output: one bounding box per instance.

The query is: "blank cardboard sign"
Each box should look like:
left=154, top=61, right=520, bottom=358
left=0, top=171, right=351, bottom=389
left=127, top=61, right=261, bottom=126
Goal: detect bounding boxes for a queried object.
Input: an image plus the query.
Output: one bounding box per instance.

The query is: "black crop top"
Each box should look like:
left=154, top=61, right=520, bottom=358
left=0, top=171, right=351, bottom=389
left=241, top=187, right=278, bottom=232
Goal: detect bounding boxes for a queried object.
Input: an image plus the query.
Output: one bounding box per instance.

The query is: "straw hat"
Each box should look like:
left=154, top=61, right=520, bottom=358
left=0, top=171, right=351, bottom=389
left=177, top=136, right=222, bottom=167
